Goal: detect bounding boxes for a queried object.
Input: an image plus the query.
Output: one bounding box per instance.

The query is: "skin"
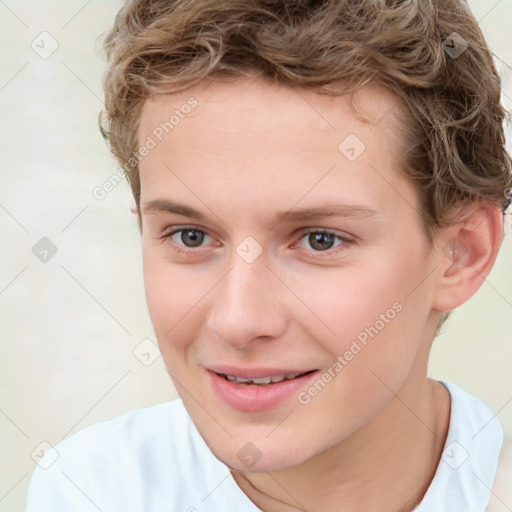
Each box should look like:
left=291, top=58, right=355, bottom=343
left=137, top=76, right=503, bottom=511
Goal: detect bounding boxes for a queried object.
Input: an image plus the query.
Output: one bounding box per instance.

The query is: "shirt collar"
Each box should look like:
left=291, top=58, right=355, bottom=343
left=414, top=380, right=504, bottom=512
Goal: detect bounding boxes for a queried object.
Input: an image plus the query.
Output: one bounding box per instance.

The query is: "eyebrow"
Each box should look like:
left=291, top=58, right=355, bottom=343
left=142, top=198, right=383, bottom=223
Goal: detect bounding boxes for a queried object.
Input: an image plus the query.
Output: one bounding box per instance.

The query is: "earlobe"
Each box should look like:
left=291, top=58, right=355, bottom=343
left=432, top=204, right=503, bottom=312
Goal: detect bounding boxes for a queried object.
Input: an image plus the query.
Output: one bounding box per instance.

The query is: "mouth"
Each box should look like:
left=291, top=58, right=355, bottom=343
left=206, top=366, right=319, bottom=412
left=213, top=370, right=317, bottom=386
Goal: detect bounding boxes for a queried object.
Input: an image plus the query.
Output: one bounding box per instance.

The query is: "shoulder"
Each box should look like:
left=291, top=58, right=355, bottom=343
left=26, top=399, right=220, bottom=511
left=47, top=399, right=190, bottom=466
left=487, top=436, right=512, bottom=512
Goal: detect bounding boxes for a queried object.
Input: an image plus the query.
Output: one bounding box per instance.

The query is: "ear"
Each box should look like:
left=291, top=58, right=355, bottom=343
left=431, top=203, right=504, bottom=312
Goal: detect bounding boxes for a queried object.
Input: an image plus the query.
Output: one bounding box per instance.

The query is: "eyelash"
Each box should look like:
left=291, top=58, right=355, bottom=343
left=162, top=225, right=355, bottom=259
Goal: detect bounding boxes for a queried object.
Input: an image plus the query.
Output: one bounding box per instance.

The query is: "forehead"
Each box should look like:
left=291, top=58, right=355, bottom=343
left=137, top=77, right=414, bottom=225
left=139, top=77, right=403, bottom=143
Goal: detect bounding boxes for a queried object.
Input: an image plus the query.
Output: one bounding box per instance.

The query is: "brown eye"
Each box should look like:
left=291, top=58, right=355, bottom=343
left=177, top=229, right=205, bottom=247
left=296, top=230, right=347, bottom=252
left=307, top=232, right=336, bottom=251
left=292, top=229, right=355, bottom=259
left=163, top=226, right=213, bottom=252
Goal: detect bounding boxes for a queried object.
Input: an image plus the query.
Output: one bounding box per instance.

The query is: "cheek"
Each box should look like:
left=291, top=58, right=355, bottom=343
left=142, top=245, right=204, bottom=349
left=289, top=263, right=403, bottom=339
left=288, top=248, right=431, bottom=382
left=283, top=256, right=431, bottom=440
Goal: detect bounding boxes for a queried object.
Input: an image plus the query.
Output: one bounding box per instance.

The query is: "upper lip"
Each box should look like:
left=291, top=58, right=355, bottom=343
left=206, top=365, right=317, bottom=379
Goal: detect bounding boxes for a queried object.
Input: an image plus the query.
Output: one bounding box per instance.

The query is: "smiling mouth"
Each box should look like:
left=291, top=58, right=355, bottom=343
left=214, top=370, right=317, bottom=386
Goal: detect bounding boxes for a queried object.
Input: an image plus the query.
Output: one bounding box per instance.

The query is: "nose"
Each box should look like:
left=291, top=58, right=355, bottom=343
left=205, top=253, right=288, bottom=348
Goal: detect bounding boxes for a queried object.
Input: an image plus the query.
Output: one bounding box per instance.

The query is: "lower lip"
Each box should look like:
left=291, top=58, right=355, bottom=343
left=208, top=370, right=318, bottom=412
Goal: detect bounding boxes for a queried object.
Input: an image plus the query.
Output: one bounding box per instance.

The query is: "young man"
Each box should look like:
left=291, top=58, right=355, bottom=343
left=27, top=0, right=511, bottom=511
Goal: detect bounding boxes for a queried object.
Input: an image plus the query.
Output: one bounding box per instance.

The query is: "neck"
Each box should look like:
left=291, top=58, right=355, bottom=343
left=231, top=374, right=451, bottom=512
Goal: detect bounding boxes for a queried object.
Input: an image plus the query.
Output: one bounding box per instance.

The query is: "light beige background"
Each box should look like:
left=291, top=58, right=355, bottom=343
left=0, top=1, right=511, bottom=510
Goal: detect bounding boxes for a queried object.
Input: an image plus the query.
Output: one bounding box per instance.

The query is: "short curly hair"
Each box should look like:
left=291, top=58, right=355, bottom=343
left=99, top=0, right=512, bottom=335
left=99, top=0, right=511, bottom=335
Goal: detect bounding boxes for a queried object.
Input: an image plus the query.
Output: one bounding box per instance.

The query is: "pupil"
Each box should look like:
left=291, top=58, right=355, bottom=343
left=309, top=232, right=334, bottom=251
left=182, top=230, right=204, bottom=247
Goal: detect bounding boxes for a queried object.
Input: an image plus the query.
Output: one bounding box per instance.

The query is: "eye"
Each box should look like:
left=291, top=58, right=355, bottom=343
left=163, top=226, right=214, bottom=254
left=293, top=229, right=353, bottom=256
left=161, top=225, right=354, bottom=258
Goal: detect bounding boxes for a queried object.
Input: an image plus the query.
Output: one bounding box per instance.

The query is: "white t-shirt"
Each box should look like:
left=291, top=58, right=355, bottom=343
left=26, top=381, right=503, bottom=512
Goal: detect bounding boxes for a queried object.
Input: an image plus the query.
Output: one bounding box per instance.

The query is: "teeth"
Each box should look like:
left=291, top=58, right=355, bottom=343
left=223, top=372, right=305, bottom=385
left=284, top=372, right=302, bottom=380
left=251, top=377, right=273, bottom=385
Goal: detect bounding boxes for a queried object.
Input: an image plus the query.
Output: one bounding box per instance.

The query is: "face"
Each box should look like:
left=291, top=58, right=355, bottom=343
left=138, top=77, right=438, bottom=472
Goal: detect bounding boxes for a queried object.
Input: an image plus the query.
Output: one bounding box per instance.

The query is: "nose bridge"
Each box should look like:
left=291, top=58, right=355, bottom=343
left=206, top=250, right=287, bottom=346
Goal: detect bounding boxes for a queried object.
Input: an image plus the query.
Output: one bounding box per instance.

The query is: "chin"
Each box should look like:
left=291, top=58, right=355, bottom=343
left=214, top=442, right=309, bottom=473
left=193, top=420, right=315, bottom=473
